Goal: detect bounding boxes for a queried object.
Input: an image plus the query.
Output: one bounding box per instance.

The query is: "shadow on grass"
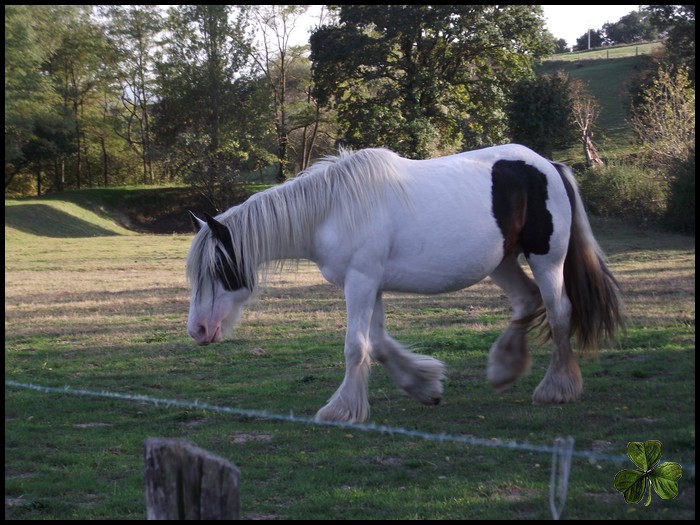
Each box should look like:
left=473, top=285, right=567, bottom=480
left=5, top=204, right=119, bottom=238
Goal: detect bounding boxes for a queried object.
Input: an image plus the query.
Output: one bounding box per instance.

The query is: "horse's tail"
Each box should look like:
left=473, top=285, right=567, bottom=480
left=552, top=162, right=626, bottom=353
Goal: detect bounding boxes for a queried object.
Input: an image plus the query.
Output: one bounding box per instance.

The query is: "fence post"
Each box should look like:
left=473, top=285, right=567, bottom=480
left=144, top=438, right=240, bottom=520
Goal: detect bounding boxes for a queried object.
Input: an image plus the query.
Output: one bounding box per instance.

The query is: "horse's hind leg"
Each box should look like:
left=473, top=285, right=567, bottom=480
left=528, top=255, right=583, bottom=404
left=370, top=294, right=445, bottom=406
left=487, top=254, right=542, bottom=392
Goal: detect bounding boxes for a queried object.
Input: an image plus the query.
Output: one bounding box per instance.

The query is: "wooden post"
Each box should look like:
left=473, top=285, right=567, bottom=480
left=144, top=438, right=240, bottom=520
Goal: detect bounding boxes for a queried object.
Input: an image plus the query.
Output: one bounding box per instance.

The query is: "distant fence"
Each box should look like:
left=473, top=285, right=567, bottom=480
left=546, top=40, right=664, bottom=62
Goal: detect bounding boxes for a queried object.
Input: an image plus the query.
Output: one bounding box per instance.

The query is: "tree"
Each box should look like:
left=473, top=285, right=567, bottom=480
left=103, top=5, right=163, bottom=185
left=506, top=71, right=579, bottom=160
left=553, top=38, right=570, bottom=54
left=541, top=29, right=568, bottom=54
left=310, top=5, right=553, bottom=158
left=6, top=5, right=116, bottom=194
left=664, top=146, right=694, bottom=234
left=249, top=5, right=330, bottom=181
left=644, top=5, right=695, bottom=82
left=570, top=79, right=603, bottom=167
left=5, top=5, right=61, bottom=189
left=603, top=10, right=659, bottom=45
left=154, top=5, right=259, bottom=211
left=630, top=63, right=695, bottom=234
left=48, top=5, right=114, bottom=190
left=574, top=29, right=604, bottom=51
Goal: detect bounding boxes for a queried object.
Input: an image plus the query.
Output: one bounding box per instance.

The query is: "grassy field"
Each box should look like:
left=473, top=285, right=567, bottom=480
left=546, top=42, right=662, bottom=62
left=4, top=196, right=696, bottom=520
left=541, top=41, right=664, bottom=164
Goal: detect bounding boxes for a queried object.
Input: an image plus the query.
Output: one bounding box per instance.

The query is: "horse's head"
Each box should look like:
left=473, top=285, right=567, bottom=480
left=186, top=211, right=253, bottom=344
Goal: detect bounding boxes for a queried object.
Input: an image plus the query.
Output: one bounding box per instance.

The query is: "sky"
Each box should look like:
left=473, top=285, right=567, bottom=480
left=292, top=5, right=642, bottom=48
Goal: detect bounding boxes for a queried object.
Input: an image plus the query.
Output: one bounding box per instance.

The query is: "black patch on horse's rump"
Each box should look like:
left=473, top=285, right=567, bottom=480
left=491, top=160, right=553, bottom=257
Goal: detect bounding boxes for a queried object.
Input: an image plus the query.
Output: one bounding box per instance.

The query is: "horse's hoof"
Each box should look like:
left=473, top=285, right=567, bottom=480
left=532, top=382, right=582, bottom=404
left=533, top=394, right=571, bottom=405
left=422, top=397, right=441, bottom=406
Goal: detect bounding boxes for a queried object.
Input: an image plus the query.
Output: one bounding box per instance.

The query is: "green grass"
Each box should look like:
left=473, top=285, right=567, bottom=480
left=540, top=42, right=664, bottom=164
left=4, top=198, right=134, bottom=237
left=546, top=42, right=662, bottom=62
left=5, top=186, right=219, bottom=235
left=541, top=56, right=642, bottom=147
left=4, top=197, right=695, bottom=520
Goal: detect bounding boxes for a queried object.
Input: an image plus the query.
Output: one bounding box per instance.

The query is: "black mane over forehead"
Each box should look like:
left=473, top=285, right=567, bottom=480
left=187, top=224, right=250, bottom=294
left=212, top=228, right=249, bottom=291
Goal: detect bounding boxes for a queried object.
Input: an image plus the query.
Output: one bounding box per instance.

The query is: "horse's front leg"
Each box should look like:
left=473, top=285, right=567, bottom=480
left=315, top=272, right=377, bottom=423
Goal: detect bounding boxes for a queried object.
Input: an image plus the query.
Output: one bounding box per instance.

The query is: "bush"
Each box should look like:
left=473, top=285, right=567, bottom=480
left=629, top=65, right=695, bottom=170
left=663, top=148, right=695, bottom=234
left=578, top=162, right=667, bottom=227
left=5, top=172, right=37, bottom=197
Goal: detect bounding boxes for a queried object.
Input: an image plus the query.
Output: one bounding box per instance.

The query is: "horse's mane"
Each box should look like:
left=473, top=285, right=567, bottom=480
left=186, top=147, right=411, bottom=291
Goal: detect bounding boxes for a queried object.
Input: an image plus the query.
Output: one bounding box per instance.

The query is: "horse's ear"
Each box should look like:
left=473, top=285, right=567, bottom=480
left=189, top=211, right=207, bottom=233
left=204, top=212, right=230, bottom=242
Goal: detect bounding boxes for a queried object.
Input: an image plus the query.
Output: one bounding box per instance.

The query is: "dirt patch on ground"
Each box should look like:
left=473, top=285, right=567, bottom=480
left=117, top=187, right=218, bottom=234
left=229, top=433, right=273, bottom=444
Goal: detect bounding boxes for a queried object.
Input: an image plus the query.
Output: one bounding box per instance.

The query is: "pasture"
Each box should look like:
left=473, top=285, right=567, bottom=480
left=540, top=41, right=666, bottom=165
left=5, top=196, right=696, bottom=519
left=546, top=42, right=662, bottom=63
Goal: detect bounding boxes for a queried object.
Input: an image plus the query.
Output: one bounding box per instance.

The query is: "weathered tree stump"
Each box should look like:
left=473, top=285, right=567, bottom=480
left=144, top=438, right=240, bottom=520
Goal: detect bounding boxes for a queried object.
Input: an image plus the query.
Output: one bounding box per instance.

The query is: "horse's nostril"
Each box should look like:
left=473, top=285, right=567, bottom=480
left=188, top=323, right=209, bottom=343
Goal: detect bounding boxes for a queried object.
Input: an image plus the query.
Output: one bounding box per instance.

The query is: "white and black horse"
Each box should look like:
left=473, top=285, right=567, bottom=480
left=186, top=144, right=625, bottom=422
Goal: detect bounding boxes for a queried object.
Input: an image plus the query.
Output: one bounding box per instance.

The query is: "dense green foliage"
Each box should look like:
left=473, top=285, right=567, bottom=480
left=310, top=5, right=553, bottom=157
left=602, top=11, right=660, bottom=46
left=578, top=163, right=668, bottom=225
left=645, top=5, right=695, bottom=81
left=153, top=5, right=261, bottom=211
left=629, top=66, right=695, bottom=168
left=574, top=29, right=606, bottom=52
left=663, top=148, right=695, bottom=234
left=4, top=5, right=323, bottom=204
left=4, top=6, right=62, bottom=169
left=4, top=5, right=696, bottom=233
left=506, top=72, right=579, bottom=159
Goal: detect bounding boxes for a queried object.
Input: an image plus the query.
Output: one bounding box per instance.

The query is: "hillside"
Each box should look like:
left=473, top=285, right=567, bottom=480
left=539, top=42, right=663, bottom=163
left=5, top=186, right=218, bottom=236
left=541, top=56, right=641, bottom=140
left=5, top=199, right=133, bottom=238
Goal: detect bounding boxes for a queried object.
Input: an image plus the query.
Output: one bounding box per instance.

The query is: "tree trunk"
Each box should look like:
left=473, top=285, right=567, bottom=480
left=35, top=165, right=42, bottom=196
left=276, top=136, right=288, bottom=183
left=581, top=131, right=603, bottom=167
left=101, top=137, right=109, bottom=187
